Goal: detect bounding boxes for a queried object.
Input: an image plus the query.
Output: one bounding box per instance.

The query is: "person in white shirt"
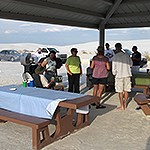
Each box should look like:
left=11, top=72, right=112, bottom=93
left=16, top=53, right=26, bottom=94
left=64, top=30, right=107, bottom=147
left=35, top=50, right=57, bottom=89
left=112, top=43, right=132, bottom=110
left=104, top=43, right=115, bottom=62
left=41, top=51, right=57, bottom=80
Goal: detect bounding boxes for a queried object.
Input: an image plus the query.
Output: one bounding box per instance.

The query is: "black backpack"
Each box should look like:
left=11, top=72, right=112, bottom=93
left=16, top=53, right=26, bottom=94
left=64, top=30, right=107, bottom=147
left=55, top=57, right=63, bottom=69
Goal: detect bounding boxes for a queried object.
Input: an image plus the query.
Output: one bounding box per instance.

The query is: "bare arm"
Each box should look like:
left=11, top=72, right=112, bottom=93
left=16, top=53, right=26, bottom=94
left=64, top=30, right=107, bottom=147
left=106, top=62, right=111, bottom=71
left=112, top=61, right=116, bottom=76
left=79, top=64, right=82, bottom=76
left=65, top=64, right=72, bottom=75
left=41, top=60, right=47, bottom=67
left=90, top=60, right=95, bottom=69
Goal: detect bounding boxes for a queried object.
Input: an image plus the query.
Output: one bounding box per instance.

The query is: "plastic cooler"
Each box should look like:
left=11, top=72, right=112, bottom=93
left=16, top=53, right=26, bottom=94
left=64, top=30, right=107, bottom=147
left=28, top=80, right=34, bottom=87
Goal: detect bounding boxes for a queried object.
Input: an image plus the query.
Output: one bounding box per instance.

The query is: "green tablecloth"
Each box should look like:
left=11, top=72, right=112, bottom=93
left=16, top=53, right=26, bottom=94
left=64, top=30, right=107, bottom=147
left=132, top=72, right=150, bottom=85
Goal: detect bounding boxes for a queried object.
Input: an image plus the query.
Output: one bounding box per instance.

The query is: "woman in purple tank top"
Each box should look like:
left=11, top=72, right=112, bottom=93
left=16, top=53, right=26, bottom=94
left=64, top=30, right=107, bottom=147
left=90, top=46, right=110, bottom=109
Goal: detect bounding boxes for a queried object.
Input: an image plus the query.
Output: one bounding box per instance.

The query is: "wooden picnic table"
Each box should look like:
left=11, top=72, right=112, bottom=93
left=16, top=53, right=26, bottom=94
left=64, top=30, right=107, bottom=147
left=0, top=95, right=99, bottom=150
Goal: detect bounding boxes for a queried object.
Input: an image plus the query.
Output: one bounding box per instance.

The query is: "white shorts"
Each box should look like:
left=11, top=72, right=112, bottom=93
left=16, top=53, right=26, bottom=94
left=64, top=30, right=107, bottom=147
left=115, top=77, right=131, bottom=93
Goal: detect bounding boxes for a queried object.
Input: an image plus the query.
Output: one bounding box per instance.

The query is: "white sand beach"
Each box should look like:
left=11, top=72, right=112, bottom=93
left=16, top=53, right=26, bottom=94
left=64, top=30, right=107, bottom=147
left=0, top=39, right=150, bottom=54
left=0, top=42, right=150, bottom=150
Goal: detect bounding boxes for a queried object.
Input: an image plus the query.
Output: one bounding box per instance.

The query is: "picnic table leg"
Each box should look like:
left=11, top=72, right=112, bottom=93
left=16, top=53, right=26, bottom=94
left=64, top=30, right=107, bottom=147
left=32, top=128, right=41, bottom=150
left=37, top=126, right=55, bottom=150
left=41, top=126, right=49, bottom=140
left=75, top=113, right=90, bottom=129
left=53, top=107, right=75, bottom=139
left=143, top=87, right=148, bottom=95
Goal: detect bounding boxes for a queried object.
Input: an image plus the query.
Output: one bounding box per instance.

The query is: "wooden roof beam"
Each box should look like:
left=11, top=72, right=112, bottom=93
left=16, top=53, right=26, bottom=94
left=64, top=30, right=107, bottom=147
left=112, top=11, right=150, bottom=18
left=122, top=0, right=150, bottom=4
left=106, top=22, right=150, bottom=29
left=99, top=0, right=113, bottom=5
left=10, top=0, right=104, bottom=19
left=99, top=0, right=123, bottom=28
left=0, top=11, right=98, bottom=29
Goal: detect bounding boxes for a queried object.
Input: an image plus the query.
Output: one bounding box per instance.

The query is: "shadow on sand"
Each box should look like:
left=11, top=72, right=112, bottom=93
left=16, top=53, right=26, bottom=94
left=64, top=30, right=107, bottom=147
left=146, top=136, right=150, bottom=150
left=127, top=88, right=144, bottom=108
left=101, top=92, right=116, bottom=104
left=89, top=103, right=117, bottom=123
left=89, top=89, right=144, bottom=125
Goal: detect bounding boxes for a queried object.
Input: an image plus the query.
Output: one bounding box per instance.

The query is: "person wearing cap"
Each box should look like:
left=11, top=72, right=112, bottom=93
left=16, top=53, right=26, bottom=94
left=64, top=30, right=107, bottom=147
left=65, top=48, right=82, bottom=93
left=131, top=46, right=141, bottom=72
left=90, top=46, right=110, bottom=109
left=104, top=43, right=115, bottom=62
left=112, top=43, right=132, bottom=110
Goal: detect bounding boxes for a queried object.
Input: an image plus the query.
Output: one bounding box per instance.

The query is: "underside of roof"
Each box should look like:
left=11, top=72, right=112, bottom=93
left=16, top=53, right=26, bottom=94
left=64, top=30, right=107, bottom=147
left=0, top=0, right=150, bottom=29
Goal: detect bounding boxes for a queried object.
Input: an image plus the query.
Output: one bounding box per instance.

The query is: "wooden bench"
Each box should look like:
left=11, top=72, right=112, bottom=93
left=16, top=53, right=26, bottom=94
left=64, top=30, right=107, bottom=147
left=0, top=95, right=99, bottom=150
left=0, top=108, right=52, bottom=150
left=134, top=94, right=150, bottom=116
left=134, top=85, right=150, bottom=95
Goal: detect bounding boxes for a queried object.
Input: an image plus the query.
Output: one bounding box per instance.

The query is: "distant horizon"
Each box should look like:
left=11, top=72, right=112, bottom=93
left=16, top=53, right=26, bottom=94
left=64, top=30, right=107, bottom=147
left=1, top=19, right=150, bottom=46
left=1, top=31, right=150, bottom=46
left=0, top=39, right=150, bottom=54
left=0, top=38, right=150, bottom=47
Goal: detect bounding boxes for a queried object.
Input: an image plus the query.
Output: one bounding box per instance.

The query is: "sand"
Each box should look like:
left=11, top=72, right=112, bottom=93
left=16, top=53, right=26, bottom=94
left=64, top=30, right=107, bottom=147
left=0, top=58, right=150, bottom=150
left=0, top=39, right=150, bottom=53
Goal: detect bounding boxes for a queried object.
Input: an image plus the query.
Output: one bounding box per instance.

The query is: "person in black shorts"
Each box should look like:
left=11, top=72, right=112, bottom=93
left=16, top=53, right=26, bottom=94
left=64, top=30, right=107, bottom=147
left=90, top=46, right=110, bottom=109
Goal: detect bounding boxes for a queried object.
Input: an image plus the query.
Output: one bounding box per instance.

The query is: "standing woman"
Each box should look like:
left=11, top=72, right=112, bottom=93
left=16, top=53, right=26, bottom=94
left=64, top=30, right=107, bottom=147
left=65, top=48, right=82, bottom=93
left=90, top=46, right=110, bottom=109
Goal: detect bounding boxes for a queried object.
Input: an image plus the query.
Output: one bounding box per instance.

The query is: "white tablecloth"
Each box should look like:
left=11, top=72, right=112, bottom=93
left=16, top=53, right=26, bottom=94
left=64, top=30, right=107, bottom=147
left=0, top=85, right=87, bottom=119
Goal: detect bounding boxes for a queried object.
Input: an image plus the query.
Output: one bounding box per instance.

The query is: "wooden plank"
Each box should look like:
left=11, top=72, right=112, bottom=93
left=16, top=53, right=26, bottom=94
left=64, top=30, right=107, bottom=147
left=140, top=105, right=150, bottom=116
left=134, top=85, right=149, bottom=95
left=134, top=94, right=150, bottom=105
left=0, top=108, right=51, bottom=129
left=59, top=95, right=99, bottom=109
left=134, top=94, right=150, bottom=116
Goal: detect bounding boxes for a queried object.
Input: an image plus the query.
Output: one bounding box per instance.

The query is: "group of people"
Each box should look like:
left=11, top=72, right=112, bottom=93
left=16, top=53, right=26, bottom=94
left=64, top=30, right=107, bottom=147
left=91, top=43, right=142, bottom=110
left=33, top=47, right=82, bottom=92
left=33, top=43, right=142, bottom=111
left=65, top=43, right=141, bottom=111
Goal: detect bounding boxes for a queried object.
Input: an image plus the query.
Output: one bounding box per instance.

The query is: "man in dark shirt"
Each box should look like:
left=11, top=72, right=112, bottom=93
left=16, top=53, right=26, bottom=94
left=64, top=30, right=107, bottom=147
left=131, top=46, right=141, bottom=72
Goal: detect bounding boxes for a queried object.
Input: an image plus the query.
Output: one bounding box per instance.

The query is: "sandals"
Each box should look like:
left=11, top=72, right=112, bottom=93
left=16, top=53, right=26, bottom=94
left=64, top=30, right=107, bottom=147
left=96, top=105, right=106, bottom=109
left=135, top=106, right=141, bottom=110
left=91, top=103, right=96, bottom=106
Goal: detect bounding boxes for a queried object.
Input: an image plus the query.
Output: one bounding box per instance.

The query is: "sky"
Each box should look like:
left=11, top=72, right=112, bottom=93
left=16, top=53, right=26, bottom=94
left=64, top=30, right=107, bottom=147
left=0, top=19, right=150, bottom=46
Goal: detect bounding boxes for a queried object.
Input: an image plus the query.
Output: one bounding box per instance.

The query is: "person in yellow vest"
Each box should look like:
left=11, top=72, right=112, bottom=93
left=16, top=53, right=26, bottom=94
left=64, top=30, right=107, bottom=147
left=65, top=48, right=82, bottom=93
